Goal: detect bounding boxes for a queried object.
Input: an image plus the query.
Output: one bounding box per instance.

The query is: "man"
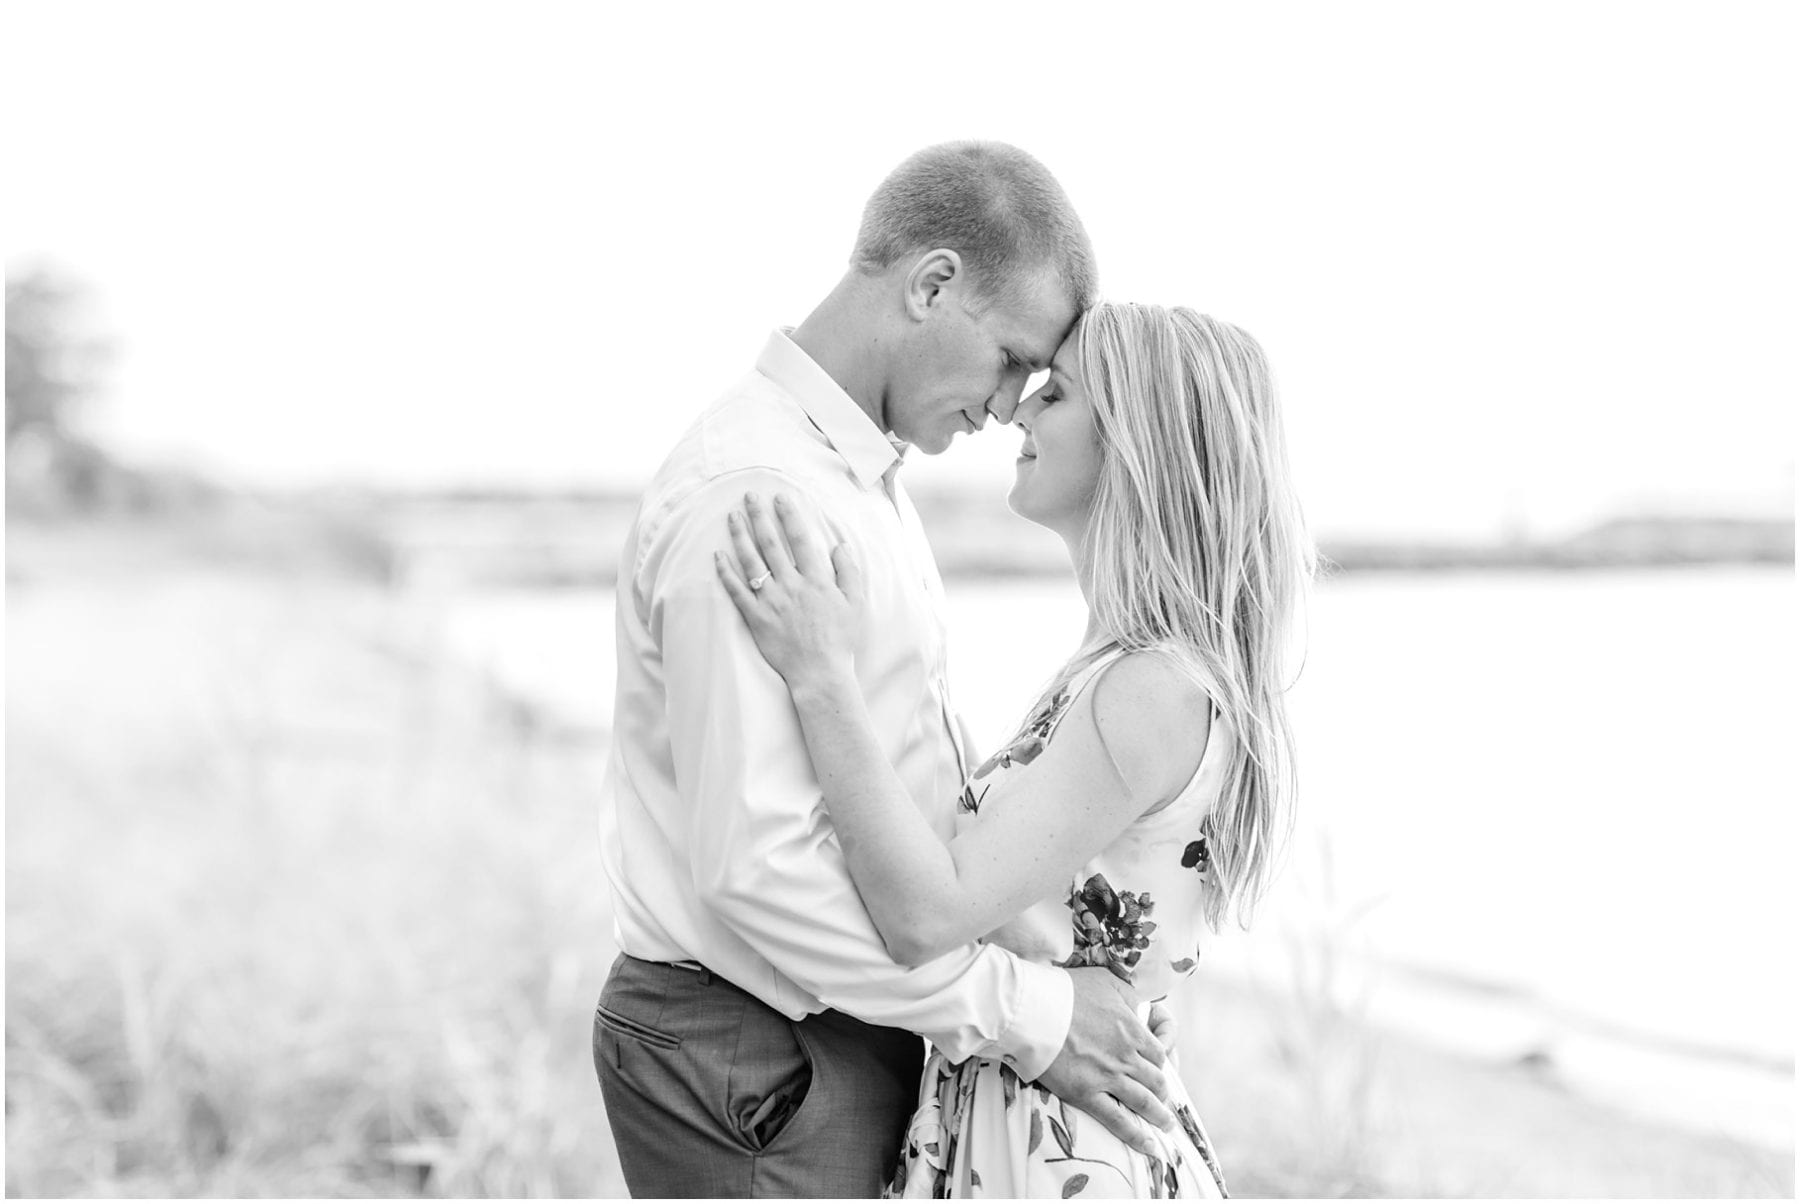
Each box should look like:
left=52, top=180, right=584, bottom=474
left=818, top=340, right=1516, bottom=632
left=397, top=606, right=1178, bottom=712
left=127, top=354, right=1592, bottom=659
left=595, top=141, right=1174, bottom=1198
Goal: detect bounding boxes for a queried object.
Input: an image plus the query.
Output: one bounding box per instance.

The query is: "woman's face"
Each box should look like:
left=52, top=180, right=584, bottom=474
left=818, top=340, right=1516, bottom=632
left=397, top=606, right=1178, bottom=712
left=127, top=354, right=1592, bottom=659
left=1006, top=335, right=1105, bottom=538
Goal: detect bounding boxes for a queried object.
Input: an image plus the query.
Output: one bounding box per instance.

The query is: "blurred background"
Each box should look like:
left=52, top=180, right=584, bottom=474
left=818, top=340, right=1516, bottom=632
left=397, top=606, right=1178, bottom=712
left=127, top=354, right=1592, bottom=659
left=5, top=1, right=1794, bottom=1196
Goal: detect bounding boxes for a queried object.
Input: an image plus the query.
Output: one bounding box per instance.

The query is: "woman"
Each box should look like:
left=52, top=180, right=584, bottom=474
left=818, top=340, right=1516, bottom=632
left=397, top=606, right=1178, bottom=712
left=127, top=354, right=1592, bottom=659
left=714, top=304, right=1313, bottom=1198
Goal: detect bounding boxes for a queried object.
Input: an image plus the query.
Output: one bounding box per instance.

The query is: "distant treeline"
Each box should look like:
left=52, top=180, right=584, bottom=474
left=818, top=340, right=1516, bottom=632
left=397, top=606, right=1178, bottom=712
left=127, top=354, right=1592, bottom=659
left=1321, top=516, right=1793, bottom=573
left=11, top=474, right=1789, bottom=587
left=311, top=488, right=1793, bottom=589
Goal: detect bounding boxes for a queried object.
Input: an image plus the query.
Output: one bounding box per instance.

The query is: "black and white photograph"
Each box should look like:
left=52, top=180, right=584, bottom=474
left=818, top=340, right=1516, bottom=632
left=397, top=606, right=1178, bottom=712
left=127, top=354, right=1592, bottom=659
left=5, top=2, right=1794, bottom=1198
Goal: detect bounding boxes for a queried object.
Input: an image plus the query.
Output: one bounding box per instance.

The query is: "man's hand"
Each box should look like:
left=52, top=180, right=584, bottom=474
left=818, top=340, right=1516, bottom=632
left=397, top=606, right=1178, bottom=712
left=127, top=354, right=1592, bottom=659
left=1036, top=968, right=1176, bottom=1154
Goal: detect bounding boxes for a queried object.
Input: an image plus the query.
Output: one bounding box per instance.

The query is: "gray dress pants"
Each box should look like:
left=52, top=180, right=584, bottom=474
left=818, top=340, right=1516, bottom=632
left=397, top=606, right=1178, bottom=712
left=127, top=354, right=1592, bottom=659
left=594, top=954, right=925, bottom=1198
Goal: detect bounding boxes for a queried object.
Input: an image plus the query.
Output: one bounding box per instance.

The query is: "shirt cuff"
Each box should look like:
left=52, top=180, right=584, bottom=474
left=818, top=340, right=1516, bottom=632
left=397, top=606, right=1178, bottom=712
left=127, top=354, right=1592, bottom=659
left=994, top=959, right=1074, bottom=1083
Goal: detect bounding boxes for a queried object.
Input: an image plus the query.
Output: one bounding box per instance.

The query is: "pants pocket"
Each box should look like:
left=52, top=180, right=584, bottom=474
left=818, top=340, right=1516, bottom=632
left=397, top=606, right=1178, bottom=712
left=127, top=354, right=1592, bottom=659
left=727, top=1010, right=815, bottom=1153
left=595, top=1002, right=682, bottom=1051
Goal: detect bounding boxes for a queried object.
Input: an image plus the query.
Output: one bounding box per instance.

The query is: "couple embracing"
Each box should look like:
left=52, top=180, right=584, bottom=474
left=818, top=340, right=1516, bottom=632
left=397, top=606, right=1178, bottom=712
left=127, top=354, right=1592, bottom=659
left=595, top=141, right=1312, bottom=1199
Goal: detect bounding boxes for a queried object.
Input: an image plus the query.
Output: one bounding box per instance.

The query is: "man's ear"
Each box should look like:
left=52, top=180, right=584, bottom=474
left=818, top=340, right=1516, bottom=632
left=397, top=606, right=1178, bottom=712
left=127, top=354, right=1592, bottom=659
left=902, top=248, right=963, bottom=321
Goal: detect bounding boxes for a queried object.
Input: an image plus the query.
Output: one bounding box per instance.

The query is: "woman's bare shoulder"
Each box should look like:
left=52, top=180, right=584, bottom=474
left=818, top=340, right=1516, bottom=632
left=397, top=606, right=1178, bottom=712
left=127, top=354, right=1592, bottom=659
left=1087, top=649, right=1214, bottom=810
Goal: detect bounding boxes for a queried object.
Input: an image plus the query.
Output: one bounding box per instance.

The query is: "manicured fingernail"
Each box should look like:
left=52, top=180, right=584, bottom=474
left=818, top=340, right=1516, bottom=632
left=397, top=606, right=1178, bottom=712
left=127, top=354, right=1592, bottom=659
left=727, top=512, right=737, bottom=528
left=746, top=491, right=759, bottom=504
left=774, top=493, right=787, bottom=508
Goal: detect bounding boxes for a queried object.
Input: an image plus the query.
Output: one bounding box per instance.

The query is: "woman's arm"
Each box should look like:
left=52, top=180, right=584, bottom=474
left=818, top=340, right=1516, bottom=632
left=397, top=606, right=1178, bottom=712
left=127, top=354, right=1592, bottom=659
left=716, top=492, right=1210, bottom=965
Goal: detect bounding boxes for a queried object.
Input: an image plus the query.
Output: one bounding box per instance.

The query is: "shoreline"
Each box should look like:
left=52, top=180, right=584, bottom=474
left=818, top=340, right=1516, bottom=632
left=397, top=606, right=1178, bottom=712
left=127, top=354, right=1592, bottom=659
left=1179, top=971, right=1792, bottom=1198
left=1270, top=956, right=1793, bottom=1152
left=1202, top=930, right=1794, bottom=1154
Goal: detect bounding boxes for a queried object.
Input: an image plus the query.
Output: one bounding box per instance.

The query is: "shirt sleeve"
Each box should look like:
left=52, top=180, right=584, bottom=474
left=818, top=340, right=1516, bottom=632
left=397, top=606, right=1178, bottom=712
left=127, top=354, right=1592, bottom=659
left=640, top=467, right=1073, bottom=1079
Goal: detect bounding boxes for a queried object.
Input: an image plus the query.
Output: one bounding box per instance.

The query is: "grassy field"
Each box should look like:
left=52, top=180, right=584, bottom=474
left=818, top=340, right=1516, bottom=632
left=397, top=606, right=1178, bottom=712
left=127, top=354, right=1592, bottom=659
left=6, top=564, right=625, bottom=1196
left=5, top=547, right=1792, bottom=1197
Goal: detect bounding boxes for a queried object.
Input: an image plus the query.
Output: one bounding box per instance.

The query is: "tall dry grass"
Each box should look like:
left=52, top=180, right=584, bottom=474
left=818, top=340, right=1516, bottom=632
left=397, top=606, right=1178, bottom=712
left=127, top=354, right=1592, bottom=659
left=6, top=576, right=625, bottom=1196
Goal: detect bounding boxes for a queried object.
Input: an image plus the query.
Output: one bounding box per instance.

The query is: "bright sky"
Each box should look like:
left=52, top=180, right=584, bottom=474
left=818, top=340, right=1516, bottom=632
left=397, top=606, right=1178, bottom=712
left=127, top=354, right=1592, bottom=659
left=7, top=1, right=1795, bottom=539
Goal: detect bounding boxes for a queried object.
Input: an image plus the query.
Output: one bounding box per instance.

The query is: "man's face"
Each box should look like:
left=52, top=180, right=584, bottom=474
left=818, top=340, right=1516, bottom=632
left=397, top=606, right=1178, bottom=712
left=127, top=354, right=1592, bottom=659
left=886, top=268, right=1078, bottom=455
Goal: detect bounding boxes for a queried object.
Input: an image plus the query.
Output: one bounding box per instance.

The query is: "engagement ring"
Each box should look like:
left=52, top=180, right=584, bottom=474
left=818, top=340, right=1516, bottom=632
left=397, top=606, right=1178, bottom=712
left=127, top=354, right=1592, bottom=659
left=748, top=572, right=772, bottom=591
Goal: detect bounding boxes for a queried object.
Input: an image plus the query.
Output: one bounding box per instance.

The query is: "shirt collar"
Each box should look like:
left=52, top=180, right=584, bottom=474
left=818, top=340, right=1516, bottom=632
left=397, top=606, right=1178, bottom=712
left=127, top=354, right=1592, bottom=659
left=756, top=328, right=904, bottom=491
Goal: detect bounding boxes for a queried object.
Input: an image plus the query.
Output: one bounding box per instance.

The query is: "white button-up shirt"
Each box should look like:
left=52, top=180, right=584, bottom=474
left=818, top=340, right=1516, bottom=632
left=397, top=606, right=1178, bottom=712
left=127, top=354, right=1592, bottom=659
left=598, top=329, right=1073, bottom=1079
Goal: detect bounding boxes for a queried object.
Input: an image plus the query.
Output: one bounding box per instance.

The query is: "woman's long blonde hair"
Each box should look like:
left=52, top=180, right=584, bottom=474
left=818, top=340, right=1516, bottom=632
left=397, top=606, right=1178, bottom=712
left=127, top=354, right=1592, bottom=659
left=1040, top=303, right=1314, bottom=930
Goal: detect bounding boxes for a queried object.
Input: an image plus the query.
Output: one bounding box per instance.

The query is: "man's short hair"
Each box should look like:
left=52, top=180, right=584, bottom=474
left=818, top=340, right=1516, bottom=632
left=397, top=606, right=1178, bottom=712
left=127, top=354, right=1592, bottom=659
left=852, top=141, right=1097, bottom=314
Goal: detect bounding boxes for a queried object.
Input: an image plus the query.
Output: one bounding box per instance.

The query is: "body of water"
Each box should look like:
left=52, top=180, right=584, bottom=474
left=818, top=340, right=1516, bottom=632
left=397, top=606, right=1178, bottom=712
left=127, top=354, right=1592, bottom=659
left=442, top=567, right=1795, bottom=1146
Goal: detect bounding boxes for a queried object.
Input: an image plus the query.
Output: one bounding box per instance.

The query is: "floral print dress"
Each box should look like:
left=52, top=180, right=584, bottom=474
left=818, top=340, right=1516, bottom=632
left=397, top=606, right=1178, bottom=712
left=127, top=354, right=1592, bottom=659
left=889, top=648, right=1233, bottom=1200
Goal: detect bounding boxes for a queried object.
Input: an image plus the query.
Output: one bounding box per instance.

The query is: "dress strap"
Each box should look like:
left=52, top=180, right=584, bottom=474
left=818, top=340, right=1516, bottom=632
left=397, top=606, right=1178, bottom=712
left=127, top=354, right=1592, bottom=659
left=1064, top=644, right=1132, bottom=700
left=1035, top=645, right=1131, bottom=741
